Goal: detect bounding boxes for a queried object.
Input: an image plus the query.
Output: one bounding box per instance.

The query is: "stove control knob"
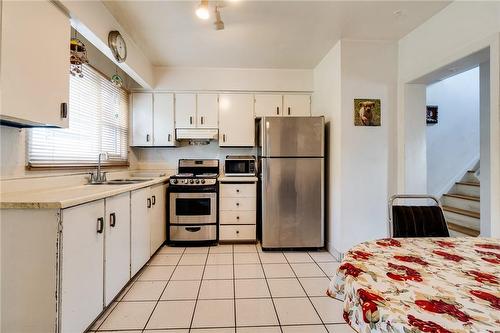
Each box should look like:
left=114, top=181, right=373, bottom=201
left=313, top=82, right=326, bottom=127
left=172, top=179, right=178, bottom=184
left=201, top=179, right=206, bottom=184
left=195, top=179, right=200, bottom=184
left=189, top=179, right=194, bottom=184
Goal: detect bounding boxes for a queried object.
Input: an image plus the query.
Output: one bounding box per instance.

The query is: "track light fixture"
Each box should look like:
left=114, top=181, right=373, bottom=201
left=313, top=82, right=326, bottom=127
left=196, top=0, right=210, bottom=20
left=214, top=6, right=224, bottom=30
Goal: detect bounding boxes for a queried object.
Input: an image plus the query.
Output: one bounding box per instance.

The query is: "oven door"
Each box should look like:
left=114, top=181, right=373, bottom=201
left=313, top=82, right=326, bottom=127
left=170, top=192, right=217, bottom=225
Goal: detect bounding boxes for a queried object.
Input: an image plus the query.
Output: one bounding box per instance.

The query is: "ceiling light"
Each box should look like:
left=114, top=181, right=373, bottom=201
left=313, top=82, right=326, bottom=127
left=214, top=6, right=224, bottom=30
left=196, top=0, right=210, bottom=20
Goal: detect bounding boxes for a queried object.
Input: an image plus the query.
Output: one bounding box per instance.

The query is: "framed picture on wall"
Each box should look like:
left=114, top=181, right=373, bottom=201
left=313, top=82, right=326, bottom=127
left=354, top=98, right=381, bottom=126
left=426, top=105, right=438, bottom=124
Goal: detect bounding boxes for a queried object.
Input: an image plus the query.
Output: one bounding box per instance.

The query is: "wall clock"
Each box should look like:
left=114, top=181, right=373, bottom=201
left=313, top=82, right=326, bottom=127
left=108, top=30, right=127, bottom=63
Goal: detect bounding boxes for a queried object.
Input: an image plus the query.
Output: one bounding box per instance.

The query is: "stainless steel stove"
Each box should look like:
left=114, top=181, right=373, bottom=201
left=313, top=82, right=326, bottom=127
left=168, top=159, right=219, bottom=245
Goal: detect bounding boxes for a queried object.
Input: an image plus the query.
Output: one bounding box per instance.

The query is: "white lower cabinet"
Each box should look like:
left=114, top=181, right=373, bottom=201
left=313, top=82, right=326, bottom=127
left=0, top=182, right=168, bottom=333
left=60, top=200, right=105, bottom=333
left=219, top=182, right=257, bottom=242
left=150, top=184, right=167, bottom=255
left=104, top=193, right=131, bottom=306
left=131, top=187, right=151, bottom=276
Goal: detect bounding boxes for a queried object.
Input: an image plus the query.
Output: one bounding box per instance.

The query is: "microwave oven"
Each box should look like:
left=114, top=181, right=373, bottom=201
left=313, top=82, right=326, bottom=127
left=224, top=155, right=257, bottom=176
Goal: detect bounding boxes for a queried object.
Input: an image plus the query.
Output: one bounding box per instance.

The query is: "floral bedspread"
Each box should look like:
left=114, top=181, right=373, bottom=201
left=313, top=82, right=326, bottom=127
left=327, top=237, right=500, bottom=333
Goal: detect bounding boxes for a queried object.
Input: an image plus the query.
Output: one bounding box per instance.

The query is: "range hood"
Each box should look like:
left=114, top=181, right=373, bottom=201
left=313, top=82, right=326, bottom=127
left=176, top=128, right=219, bottom=141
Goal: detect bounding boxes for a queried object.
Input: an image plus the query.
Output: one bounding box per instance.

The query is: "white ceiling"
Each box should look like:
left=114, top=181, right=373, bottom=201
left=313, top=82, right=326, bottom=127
left=103, top=0, right=450, bottom=69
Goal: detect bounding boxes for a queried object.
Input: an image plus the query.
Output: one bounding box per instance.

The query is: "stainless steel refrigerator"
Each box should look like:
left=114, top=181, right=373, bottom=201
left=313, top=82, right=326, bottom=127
left=258, top=116, right=324, bottom=249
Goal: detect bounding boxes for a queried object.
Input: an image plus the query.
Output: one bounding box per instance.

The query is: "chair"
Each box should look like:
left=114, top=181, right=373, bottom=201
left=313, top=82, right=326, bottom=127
left=388, top=194, right=450, bottom=238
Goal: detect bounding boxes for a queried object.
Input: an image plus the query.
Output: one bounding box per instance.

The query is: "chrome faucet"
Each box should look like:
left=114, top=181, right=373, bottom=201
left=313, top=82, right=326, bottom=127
left=88, top=152, right=109, bottom=184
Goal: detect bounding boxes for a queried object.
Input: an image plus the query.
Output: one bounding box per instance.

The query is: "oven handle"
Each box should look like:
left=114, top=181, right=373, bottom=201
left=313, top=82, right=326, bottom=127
left=185, top=227, right=201, bottom=232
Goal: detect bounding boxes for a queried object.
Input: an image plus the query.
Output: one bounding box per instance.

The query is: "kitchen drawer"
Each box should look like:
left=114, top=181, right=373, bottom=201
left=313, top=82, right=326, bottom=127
left=169, top=225, right=216, bottom=241
left=220, top=197, right=256, bottom=211
left=220, top=210, right=256, bottom=225
left=220, top=225, right=256, bottom=241
left=220, top=183, right=256, bottom=198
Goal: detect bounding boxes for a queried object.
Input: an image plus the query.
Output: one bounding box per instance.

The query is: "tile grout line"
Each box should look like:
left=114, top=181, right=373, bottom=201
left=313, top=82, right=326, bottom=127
left=140, top=246, right=186, bottom=332
left=257, top=245, right=284, bottom=333
left=187, top=247, right=211, bottom=331
left=284, top=252, right=328, bottom=329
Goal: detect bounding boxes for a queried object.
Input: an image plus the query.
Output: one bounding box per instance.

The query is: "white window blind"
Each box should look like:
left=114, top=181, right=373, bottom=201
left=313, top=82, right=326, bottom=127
left=28, top=65, right=129, bottom=167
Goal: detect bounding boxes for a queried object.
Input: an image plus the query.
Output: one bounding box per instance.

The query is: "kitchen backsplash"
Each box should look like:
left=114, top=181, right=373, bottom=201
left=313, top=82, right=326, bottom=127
left=134, top=141, right=256, bottom=172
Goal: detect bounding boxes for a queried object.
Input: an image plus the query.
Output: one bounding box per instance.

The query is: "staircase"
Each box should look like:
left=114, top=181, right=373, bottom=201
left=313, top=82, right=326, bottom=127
left=441, top=170, right=480, bottom=237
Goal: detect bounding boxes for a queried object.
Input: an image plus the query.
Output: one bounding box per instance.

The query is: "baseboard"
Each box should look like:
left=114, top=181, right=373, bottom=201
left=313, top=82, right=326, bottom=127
left=326, top=241, right=343, bottom=261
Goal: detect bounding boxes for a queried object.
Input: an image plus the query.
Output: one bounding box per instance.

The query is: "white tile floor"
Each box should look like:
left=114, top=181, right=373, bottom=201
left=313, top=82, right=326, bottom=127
left=89, top=243, right=353, bottom=333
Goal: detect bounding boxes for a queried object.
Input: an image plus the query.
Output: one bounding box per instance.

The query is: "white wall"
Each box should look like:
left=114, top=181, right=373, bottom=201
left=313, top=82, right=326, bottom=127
left=480, top=62, right=492, bottom=236
left=397, top=2, right=500, bottom=237
left=312, top=42, right=341, bottom=255
left=60, top=0, right=154, bottom=89
left=312, top=40, right=397, bottom=254
left=154, top=67, right=313, bottom=92
left=426, top=67, right=480, bottom=197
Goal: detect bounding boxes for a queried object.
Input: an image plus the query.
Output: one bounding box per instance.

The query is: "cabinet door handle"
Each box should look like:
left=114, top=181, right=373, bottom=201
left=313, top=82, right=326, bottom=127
left=200, top=116, right=204, bottom=125
left=236, top=216, right=240, bottom=220
left=60, top=103, right=68, bottom=119
left=276, top=106, right=280, bottom=115
left=236, top=230, right=240, bottom=234
left=146, top=134, right=150, bottom=142
left=147, top=198, right=151, bottom=208
left=288, top=107, right=291, bottom=115
left=110, top=213, right=116, bottom=227
left=236, top=202, right=240, bottom=207
left=222, top=134, right=226, bottom=142
left=168, top=133, right=171, bottom=142
left=185, top=227, right=201, bottom=232
left=190, top=116, right=193, bottom=125
left=236, top=189, right=240, bottom=193
left=152, top=195, right=156, bottom=205
left=97, top=217, right=104, bottom=233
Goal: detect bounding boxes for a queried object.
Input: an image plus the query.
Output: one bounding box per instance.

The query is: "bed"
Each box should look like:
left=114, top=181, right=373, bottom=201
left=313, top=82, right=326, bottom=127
left=327, top=237, right=500, bottom=333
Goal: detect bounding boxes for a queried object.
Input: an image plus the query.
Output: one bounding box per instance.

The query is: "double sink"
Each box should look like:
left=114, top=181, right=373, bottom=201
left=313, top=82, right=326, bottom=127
left=88, top=178, right=153, bottom=185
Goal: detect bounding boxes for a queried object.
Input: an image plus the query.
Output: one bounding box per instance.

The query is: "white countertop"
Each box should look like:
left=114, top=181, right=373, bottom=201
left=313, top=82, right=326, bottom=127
left=218, top=174, right=258, bottom=182
left=0, top=175, right=172, bottom=209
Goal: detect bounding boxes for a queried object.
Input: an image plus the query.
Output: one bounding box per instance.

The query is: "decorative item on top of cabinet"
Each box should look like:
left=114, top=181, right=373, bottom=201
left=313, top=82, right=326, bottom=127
left=219, top=182, right=257, bottom=242
left=0, top=0, right=70, bottom=128
left=219, top=94, right=255, bottom=147
left=283, top=94, right=311, bottom=117
left=131, top=92, right=176, bottom=147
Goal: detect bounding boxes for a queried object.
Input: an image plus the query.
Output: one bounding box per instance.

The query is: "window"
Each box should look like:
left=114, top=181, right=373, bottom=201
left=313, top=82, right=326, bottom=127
left=28, top=65, right=129, bottom=167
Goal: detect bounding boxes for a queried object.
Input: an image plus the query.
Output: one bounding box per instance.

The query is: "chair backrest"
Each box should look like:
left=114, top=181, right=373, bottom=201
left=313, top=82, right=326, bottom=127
left=388, top=195, right=450, bottom=238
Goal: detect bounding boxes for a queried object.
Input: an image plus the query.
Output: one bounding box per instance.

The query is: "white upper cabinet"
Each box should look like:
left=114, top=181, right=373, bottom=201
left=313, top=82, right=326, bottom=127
left=175, top=93, right=197, bottom=128
left=131, top=92, right=176, bottom=147
left=153, top=93, right=175, bottom=146
left=197, top=94, right=219, bottom=128
left=254, top=94, right=283, bottom=117
left=219, top=94, right=255, bottom=147
left=1, top=0, right=70, bottom=127
left=283, top=95, right=311, bottom=116
left=132, top=93, right=154, bottom=146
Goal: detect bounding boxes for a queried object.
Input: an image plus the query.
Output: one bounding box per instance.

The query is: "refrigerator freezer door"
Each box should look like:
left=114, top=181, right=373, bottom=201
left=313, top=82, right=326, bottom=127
left=261, top=157, right=324, bottom=248
left=262, top=116, right=324, bottom=157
